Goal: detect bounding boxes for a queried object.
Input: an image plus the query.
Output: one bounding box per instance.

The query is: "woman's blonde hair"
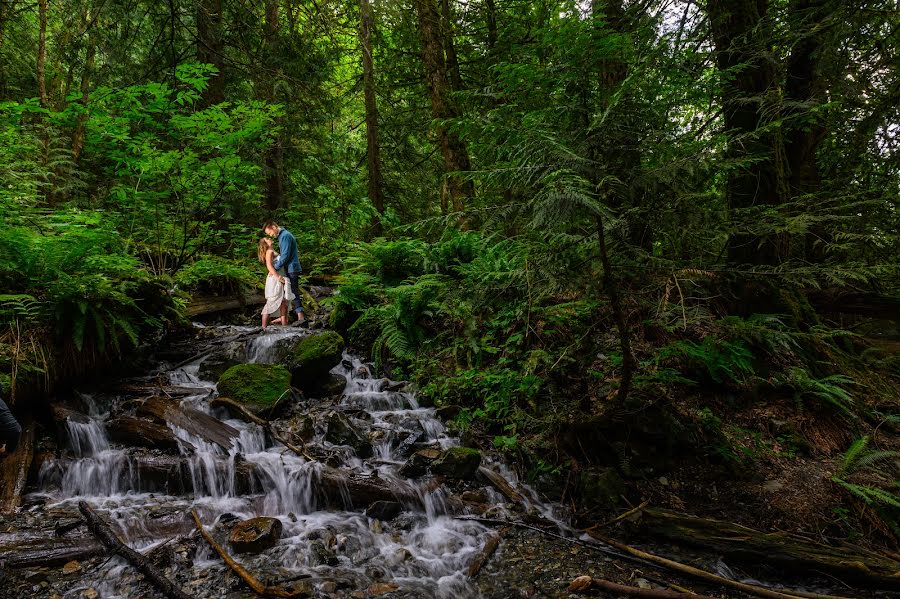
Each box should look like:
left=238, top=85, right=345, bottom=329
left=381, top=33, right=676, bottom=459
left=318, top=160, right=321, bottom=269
left=257, top=237, right=272, bottom=263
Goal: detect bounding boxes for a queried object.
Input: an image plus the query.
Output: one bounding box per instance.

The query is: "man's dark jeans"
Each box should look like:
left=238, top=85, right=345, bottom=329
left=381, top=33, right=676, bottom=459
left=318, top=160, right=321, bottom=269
left=287, top=272, right=304, bottom=317
left=0, top=396, right=21, bottom=453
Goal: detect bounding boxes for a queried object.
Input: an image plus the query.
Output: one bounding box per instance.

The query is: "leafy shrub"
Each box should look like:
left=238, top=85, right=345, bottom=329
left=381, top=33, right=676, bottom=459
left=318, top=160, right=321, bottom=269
left=174, top=256, right=258, bottom=295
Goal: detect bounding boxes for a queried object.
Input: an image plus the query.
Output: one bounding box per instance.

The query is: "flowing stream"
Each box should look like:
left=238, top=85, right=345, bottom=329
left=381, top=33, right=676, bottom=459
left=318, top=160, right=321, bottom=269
left=31, top=324, right=561, bottom=598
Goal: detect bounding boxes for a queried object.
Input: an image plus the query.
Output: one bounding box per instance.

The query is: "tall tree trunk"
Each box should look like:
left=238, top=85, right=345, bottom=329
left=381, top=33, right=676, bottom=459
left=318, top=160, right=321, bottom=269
left=261, top=0, right=283, bottom=211
left=707, top=0, right=783, bottom=265
left=360, top=0, right=385, bottom=232
left=586, top=0, right=636, bottom=404
left=484, top=0, right=498, bottom=51
left=440, top=0, right=462, bottom=91
left=37, top=0, right=48, bottom=107
left=197, top=0, right=225, bottom=106
left=784, top=0, right=828, bottom=261
left=0, top=0, right=10, bottom=97
left=72, top=9, right=98, bottom=165
left=413, top=0, right=473, bottom=214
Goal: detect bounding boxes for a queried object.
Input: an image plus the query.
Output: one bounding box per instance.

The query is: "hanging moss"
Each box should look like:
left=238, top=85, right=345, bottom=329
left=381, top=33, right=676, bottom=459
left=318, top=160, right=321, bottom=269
left=217, top=364, right=291, bottom=409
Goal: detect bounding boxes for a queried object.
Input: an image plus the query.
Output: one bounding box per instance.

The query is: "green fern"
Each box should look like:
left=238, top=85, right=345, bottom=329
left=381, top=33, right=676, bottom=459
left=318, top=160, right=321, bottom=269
left=776, top=367, right=855, bottom=416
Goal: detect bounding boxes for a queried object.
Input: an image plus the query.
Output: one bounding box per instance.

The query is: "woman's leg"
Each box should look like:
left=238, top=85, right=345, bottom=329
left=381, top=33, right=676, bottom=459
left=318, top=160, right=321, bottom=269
left=279, top=300, right=289, bottom=325
left=262, top=311, right=270, bottom=329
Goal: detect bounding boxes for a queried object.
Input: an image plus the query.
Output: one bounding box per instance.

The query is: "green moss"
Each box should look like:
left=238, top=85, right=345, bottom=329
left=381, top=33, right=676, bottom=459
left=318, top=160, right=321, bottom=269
left=217, top=364, right=291, bottom=409
left=293, top=331, right=344, bottom=365
left=288, top=331, right=345, bottom=389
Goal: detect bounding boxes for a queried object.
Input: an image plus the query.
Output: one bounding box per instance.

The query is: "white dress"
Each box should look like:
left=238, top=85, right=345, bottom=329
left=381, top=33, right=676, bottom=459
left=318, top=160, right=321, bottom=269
left=262, top=254, right=295, bottom=316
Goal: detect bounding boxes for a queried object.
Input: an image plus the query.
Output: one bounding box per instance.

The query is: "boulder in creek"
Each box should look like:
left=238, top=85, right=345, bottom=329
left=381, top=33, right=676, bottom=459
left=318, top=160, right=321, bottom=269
left=579, top=466, right=625, bottom=507
left=284, top=331, right=344, bottom=392
left=430, top=447, right=482, bottom=480
left=229, top=516, right=283, bottom=554
left=365, top=500, right=403, bottom=522
left=324, top=411, right=373, bottom=458
left=197, top=341, right=247, bottom=381
left=398, top=448, right=442, bottom=477
left=216, top=363, right=292, bottom=416
left=314, top=372, right=347, bottom=398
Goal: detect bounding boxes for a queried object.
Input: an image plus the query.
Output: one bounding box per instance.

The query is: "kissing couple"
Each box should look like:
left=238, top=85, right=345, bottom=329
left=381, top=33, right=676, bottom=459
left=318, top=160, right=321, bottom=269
left=257, top=220, right=306, bottom=330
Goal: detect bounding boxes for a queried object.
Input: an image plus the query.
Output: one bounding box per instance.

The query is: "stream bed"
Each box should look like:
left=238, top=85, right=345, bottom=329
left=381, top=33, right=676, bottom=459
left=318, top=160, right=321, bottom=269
left=0, top=323, right=886, bottom=598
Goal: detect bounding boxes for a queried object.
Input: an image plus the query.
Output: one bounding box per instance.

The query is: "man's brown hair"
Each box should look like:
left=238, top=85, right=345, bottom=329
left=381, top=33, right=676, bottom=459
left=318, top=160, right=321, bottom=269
left=262, top=220, right=278, bottom=235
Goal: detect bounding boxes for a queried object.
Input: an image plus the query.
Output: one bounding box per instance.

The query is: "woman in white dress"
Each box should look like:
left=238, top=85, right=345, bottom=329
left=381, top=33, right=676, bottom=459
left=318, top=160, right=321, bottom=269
left=257, top=237, right=294, bottom=329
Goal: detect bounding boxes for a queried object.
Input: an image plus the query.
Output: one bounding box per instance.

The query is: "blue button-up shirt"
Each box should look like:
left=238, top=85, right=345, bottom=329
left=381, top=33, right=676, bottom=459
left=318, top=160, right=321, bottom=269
left=273, top=228, right=302, bottom=274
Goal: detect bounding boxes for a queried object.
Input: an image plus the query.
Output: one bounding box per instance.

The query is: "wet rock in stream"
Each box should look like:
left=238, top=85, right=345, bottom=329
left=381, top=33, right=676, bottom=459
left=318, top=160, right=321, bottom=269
left=229, top=516, right=283, bottom=554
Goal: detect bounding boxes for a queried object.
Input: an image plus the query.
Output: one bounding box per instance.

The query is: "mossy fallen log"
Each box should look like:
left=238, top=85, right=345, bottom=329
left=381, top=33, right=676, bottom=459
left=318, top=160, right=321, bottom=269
left=137, top=396, right=239, bottom=450
left=635, top=508, right=900, bottom=590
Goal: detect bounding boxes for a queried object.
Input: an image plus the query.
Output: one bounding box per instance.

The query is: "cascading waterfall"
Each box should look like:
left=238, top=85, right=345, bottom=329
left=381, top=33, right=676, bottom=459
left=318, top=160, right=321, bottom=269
left=34, top=324, right=557, bottom=598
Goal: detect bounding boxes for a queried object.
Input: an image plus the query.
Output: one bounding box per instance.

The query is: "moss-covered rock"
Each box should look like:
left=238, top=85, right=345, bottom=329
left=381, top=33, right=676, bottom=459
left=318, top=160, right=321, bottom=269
left=217, top=364, right=291, bottom=414
left=286, top=331, right=345, bottom=392
left=431, top=446, right=482, bottom=479
left=579, top=466, right=625, bottom=508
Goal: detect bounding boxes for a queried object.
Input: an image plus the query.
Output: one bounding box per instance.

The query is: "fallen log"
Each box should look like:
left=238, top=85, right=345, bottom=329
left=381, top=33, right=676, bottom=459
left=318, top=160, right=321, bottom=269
left=0, top=536, right=104, bottom=568
left=138, top=396, right=239, bottom=450
left=477, top=466, right=526, bottom=506
left=191, top=509, right=305, bottom=598
left=186, top=292, right=265, bottom=317
left=635, top=508, right=900, bottom=590
left=568, top=576, right=718, bottom=599
left=0, top=422, right=34, bottom=513
left=467, top=526, right=508, bottom=578
left=78, top=501, right=191, bottom=599
left=587, top=532, right=850, bottom=599
left=107, top=415, right=182, bottom=452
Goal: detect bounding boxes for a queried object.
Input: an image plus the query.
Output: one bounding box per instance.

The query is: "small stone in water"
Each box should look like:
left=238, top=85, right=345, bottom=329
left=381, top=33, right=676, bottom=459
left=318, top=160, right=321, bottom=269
left=62, top=560, right=81, bottom=574
left=81, top=588, right=99, bottom=599
left=368, top=582, right=399, bottom=595
left=320, top=581, right=338, bottom=593
left=636, top=578, right=652, bottom=589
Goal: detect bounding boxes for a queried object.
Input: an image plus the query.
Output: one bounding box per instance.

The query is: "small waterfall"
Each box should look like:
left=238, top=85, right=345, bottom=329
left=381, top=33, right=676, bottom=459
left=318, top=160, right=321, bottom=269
left=34, top=324, right=564, bottom=599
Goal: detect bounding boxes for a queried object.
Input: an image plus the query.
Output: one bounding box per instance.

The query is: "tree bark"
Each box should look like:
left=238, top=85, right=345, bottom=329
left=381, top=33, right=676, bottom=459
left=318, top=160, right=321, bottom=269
left=72, top=8, right=98, bottom=165
left=261, top=0, right=284, bottom=211
left=413, top=0, right=473, bottom=214
left=440, top=0, right=463, bottom=91
left=0, top=422, right=33, bottom=513
left=484, top=0, right=498, bottom=51
left=37, top=0, right=48, bottom=107
left=707, top=0, right=783, bottom=265
left=197, top=0, right=225, bottom=106
left=360, top=0, right=385, bottom=232
left=784, top=0, right=829, bottom=261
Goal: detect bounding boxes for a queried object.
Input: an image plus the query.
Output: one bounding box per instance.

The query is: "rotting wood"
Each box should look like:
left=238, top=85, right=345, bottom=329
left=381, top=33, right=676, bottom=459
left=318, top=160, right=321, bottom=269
left=186, top=292, right=265, bottom=317
left=79, top=501, right=191, bottom=599
left=477, top=466, right=526, bottom=506
left=635, top=508, right=900, bottom=590
left=587, top=531, right=851, bottom=599
left=0, top=536, right=103, bottom=568
left=568, top=575, right=718, bottom=598
left=191, top=509, right=306, bottom=598
left=0, top=422, right=34, bottom=513
left=467, top=526, right=508, bottom=578
left=138, top=396, right=239, bottom=450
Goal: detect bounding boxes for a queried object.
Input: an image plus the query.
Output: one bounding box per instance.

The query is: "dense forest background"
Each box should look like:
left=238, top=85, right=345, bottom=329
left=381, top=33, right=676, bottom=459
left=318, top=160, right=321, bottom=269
left=1, top=0, right=899, bottom=541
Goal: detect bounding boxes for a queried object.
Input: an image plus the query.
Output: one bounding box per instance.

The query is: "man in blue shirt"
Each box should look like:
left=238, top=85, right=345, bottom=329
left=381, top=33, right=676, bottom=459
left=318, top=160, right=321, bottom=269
left=263, top=220, right=306, bottom=325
